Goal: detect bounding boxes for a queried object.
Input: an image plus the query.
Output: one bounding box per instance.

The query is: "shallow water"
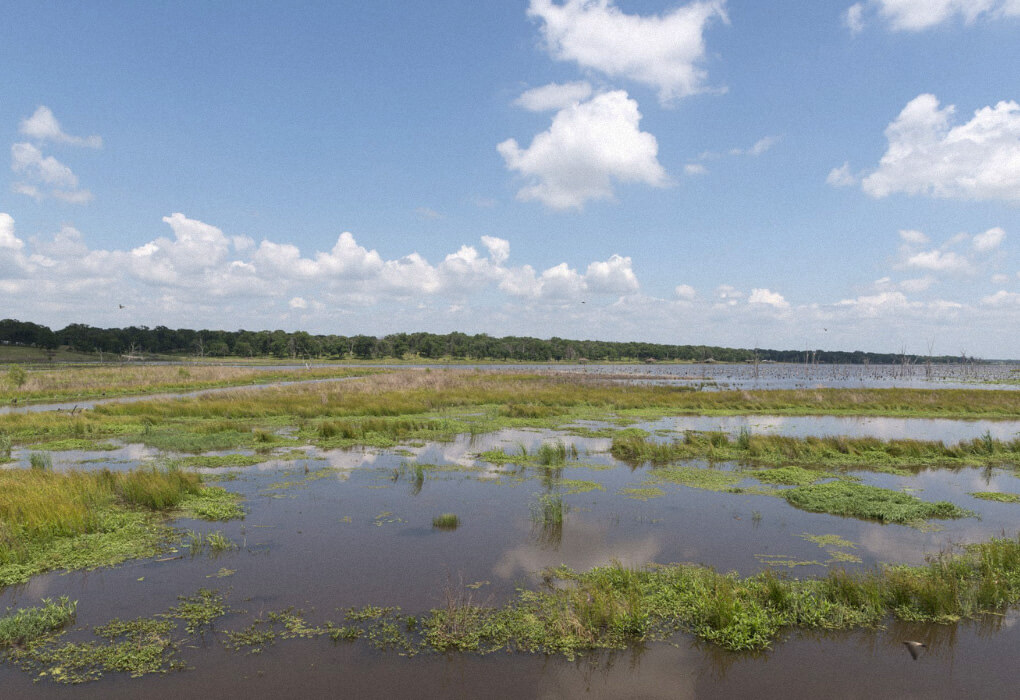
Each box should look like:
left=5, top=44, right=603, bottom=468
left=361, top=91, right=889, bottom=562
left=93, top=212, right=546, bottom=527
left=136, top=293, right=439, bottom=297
left=2, top=425, right=1020, bottom=697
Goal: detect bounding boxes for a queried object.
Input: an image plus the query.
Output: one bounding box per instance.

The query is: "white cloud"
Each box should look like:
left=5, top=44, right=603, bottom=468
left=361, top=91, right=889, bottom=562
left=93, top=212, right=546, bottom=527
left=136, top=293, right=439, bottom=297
left=684, top=163, right=707, bottom=176
left=19, top=106, right=102, bottom=148
left=289, top=297, right=309, bottom=309
left=481, top=235, right=510, bottom=264
left=903, top=249, right=974, bottom=273
left=527, top=0, right=728, bottom=103
left=982, top=290, right=1020, bottom=306
left=898, top=228, right=929, bottom=245
left=0, top=213, right=24, bottom=251
left=514, top=81, right=593, bottom=111
left=846, top=0, right=1020, bottom=32
left=748, top=288, right=790, bottom=309
left=674, top=284, right=697, bottom=300
left=498, top=90, right=667, bottom=210
left=858, top=94, right=1020, bottom=202
left=826, top=162, right=858, bottom=187
left=844, top=3, right=866, bottom=33
left=972, top=226, right=1006, bottom=252
left=11, top=142, right=78, bottom=188
left=584, top=254, right=639, bottom=294
left=10, top=142, right=93, bottom=204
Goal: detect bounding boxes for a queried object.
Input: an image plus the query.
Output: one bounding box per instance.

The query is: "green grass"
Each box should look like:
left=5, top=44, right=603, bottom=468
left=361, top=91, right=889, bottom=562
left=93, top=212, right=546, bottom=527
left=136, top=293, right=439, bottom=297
left=29, top=452, right=52, bottom=471
left=750, top=465, right=834, bottom=486
left=783, top=481, right=971, bottom=524
left=0, top=467, right=243, bottom=587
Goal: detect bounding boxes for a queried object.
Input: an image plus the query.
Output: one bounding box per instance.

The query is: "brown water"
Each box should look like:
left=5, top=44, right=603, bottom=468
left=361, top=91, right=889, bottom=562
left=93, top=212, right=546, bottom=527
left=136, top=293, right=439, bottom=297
left=3, top=422, right=1020, bottom=697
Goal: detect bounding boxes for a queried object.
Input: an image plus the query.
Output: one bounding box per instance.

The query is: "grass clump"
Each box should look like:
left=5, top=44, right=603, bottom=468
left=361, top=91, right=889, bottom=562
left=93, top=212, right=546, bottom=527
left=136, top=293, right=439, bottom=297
left=432, top=513, right=460, bottom=531
left=784, top=481, right=971, bottom=524
left=29, top=452, right=52, bottom=471
left=0, top=433, right=11, bottom=463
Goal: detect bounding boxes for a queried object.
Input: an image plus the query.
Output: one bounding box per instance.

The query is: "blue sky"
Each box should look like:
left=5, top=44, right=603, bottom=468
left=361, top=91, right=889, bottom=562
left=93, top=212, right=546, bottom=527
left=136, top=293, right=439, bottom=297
left=1, top=1, right=1018, bottom=357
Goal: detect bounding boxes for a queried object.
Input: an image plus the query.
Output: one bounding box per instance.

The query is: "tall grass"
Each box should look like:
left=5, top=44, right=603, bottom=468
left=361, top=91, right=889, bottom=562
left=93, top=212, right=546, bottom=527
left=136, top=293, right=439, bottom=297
left=0, top=467, right=201, bottom=566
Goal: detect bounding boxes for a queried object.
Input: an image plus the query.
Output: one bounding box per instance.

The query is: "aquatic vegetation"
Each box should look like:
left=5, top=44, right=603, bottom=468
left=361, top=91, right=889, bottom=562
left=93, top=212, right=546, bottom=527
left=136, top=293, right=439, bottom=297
left=4, top=590, right=229, bottom=684
left=418, top=533, right=1020, bottom=654
left=749, top=466, right=835, bottom=486
left=28, top=451, right=52, bottom=470
left=611, top=432, right=1020, bottom=472
left=560, top=479, right=604, bottom=495
left=432, top=513, right=460, bottom=530
left=0, top=432, right=10, bottom=462
left=969, top=491, right=1020, bottom=503
left=783, top=482, right=971, bottom=524
left=0, top=467, right=241, bottom=587
left=618, top=486, right=666, bottom=500
left=0, top=597, right=77, bottom=648
left=648, top=465, right=743, bottom=492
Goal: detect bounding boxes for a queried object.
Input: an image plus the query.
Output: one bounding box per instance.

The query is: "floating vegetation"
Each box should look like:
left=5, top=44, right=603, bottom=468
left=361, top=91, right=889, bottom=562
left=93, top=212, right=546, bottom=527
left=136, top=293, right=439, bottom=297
left=969, top=491, right=1020, bottom=504
left=783, top=482, right=972, bottom=525
left=3, top=589, right=228, bottom=684
left=798, top=533, right=863, bottom=564
left=618, top=486, right=666, bottom=501
left=648, top=465, right=743, bottom=492
left=560, top=479, right=605, bottom=495
left=432, top=513, right=460, bottom=530
left=750, top=466, right=836, bottom=486
left=177, top=487, right=245, bottom=521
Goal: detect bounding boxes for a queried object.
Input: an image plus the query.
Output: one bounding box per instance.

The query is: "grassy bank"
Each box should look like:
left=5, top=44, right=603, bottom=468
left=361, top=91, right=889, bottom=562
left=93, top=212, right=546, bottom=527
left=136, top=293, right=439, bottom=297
left=1, top=364, right=377, bottom=404
left=0, top=467, right=242, bottom=587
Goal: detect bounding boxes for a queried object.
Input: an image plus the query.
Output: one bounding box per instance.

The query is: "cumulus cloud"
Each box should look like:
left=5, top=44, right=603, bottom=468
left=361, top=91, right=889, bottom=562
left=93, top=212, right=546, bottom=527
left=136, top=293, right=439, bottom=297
left=845, top=0, right=1020, bottom=32
left=684, top=163, right=707, bottom=176
left=514, top=81, right=593, bottom=111
left=748, top=288, right=789, bottom=309
left=674, top=284, right=697, bottom=300
left=527, top=0, right=728, bottom=103
left=903, top=249, right=974, bottom=273
left=854, top=94, right=1020, bottom=202
left=498, top=90, right=667, bottom=209
left=0, top=213, right=23, bottom=250
left=972, top=226, right=1006, bottom=252
left=19, top=106, right=102, bottom=148
left=982, top=290, right=1020, bottom=306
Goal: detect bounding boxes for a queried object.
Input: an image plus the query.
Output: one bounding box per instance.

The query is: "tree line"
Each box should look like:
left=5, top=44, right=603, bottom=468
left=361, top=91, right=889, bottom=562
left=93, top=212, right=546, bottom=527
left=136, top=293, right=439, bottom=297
left=0, top=318, right=974, bottom=365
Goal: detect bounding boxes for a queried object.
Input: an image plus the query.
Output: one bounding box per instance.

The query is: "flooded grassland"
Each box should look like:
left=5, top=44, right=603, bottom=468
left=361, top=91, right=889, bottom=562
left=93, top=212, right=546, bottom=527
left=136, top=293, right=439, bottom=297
left=1, top=368, right=1020, bottom=698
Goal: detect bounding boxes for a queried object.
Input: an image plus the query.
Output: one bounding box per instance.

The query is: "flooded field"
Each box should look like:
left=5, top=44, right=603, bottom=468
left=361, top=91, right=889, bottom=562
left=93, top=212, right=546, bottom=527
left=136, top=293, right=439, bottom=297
left=1, top=370, right=1019, bottom=698
left=3, top=425, right=1020, bottom=696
